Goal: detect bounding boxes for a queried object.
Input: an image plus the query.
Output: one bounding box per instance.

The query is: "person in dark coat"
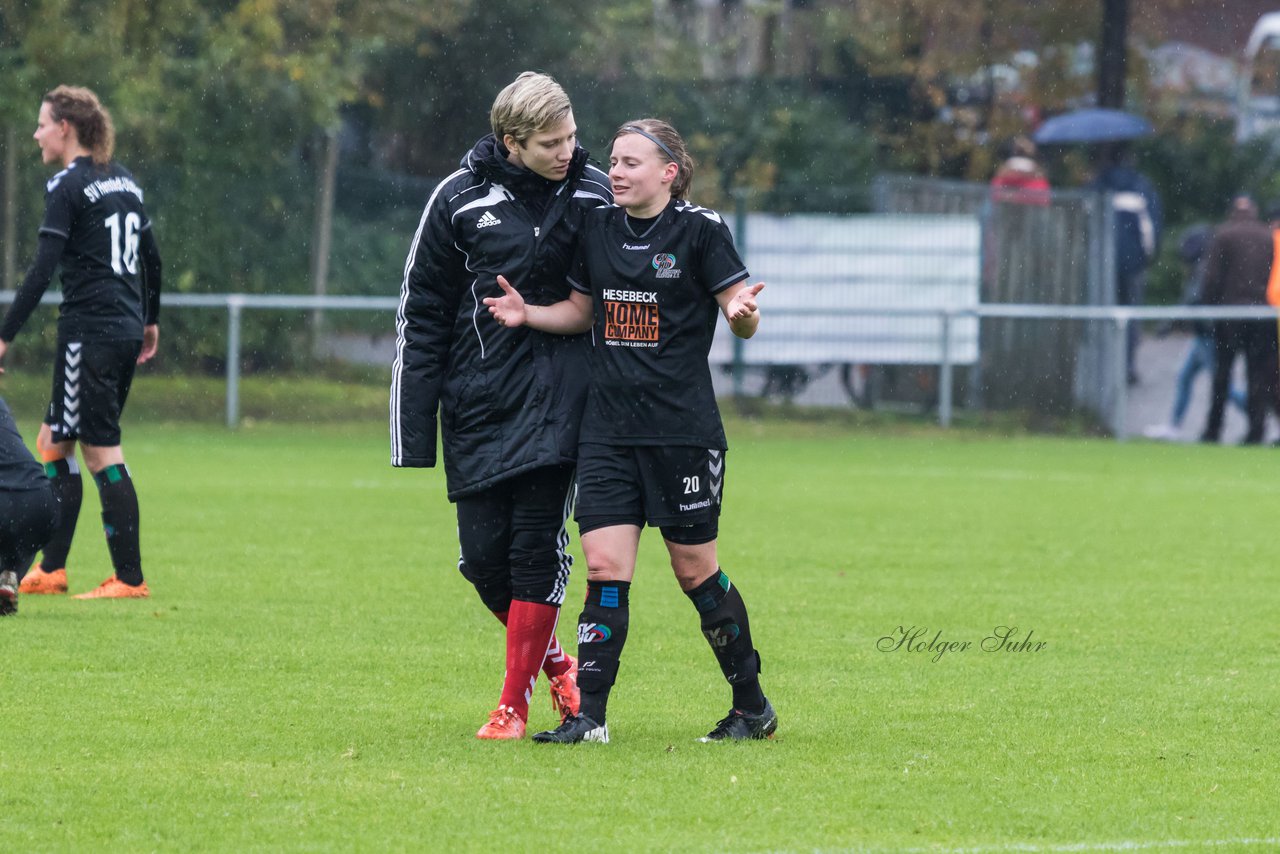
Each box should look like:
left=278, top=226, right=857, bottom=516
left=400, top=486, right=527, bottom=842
left=1142, top=224, right=1246, bottom=440
left=1091, top=143, right=1163, bottom=385
left=390, top=72, right=612, bottom=739
left=1200, top=194, right=1276, bottom=444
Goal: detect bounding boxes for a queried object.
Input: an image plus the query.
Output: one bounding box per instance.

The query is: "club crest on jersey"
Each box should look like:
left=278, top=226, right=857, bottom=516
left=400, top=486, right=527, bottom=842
left=651, top=253, right=681, bottom=279
left=579, top=623, right=612, bottom=644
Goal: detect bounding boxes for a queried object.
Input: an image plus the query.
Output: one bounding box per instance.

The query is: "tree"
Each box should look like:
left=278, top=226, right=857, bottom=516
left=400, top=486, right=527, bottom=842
left=0, top=0, right=473, bottom=369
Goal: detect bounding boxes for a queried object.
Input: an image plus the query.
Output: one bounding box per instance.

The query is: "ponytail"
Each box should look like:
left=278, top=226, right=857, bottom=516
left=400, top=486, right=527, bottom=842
left=44, top=85, right=115, bottom=165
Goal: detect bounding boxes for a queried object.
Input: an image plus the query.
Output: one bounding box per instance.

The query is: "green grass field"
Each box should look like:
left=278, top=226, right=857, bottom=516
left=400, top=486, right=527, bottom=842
left=2, top=415, right=1279, bottom=852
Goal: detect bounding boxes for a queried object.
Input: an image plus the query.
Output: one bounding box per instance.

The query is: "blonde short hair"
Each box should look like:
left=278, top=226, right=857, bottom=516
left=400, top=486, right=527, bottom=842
left=490, top=72, right=572, bottom=146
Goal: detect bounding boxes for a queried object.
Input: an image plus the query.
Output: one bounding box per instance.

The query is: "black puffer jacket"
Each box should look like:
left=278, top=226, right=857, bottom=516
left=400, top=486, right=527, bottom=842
left=390, top=136, right=612, bottom=499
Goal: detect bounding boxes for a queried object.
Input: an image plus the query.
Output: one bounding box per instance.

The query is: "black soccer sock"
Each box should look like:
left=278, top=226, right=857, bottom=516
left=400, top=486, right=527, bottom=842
left=685, top=569, right=766, bottom=714
left=94, top=464, right=143, bottom=586
left=40, top=456, right=82, bottom=571
left=576, top=580, right=630, bottom=724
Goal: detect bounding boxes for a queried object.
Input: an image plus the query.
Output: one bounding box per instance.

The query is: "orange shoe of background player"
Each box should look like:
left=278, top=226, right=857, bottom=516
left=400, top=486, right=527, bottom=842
left=72, top=576, right=150, bottom=600
left=548, top=655, right=581, bottom=723
left=476, top=705, right=526, bottom=740
left=18, top=567, right=67, bottom=595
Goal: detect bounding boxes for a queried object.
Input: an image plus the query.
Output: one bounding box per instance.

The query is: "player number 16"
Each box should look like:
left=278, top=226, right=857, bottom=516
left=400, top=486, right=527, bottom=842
left=105, top=211, right=142, bottom=276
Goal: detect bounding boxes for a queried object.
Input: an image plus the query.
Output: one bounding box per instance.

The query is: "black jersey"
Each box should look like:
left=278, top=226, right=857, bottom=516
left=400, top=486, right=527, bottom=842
left=569, top=198, right=747, bottom=449
left=0, top=398, right=47, bottom=492
left=40, top=156, right=152, bottom=341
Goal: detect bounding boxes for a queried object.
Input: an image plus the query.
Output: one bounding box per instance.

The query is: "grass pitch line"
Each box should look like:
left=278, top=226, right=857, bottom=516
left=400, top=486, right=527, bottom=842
left=896, top=838, right=1280, bottom=853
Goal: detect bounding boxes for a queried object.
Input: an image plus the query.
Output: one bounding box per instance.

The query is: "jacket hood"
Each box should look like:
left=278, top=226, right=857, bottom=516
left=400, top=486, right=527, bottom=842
left=462, top=134, right=590, bottom=194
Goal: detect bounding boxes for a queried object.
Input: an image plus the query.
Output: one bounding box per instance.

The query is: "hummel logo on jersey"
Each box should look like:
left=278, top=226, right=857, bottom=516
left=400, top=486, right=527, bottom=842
left=476, top=211, right=501, bottom=229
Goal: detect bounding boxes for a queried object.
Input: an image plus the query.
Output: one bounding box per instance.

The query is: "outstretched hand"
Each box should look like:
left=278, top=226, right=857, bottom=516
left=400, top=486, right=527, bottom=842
left=726, top=282, right=765, bottom=321
left=483, top=275, right=527, bottom=328
left=0, top=339, right=7, bottom=376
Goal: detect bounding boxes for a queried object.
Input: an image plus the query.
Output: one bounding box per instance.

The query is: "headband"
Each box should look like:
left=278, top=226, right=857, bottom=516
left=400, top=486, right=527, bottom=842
left=620, top=126, right=679, bottom=166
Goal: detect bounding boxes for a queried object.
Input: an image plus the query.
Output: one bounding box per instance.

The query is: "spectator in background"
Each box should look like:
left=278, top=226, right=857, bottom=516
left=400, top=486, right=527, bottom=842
left=1143, top=224, right=1246, bottom=441
left=1199, top=194, right=1275, bottom=445
left=1091, top=143, right=1162, bottom=385
left=1260, top=202, right=1280, bottom=440
left=990, top=136, right=1050, bottom=206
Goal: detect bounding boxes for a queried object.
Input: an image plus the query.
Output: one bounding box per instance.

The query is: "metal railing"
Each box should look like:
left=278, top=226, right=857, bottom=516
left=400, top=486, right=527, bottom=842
left=159, top=294, right=398, bottom=427
left=5, top=291, right=1278, bottom=437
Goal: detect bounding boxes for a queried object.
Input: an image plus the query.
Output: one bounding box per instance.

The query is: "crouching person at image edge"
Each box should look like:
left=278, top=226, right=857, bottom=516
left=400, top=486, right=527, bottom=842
left=390, top=72, right=613, bottom=739
left=485, top=118, right=776, bottom=743
left=0, top=85, right=160, bottom=601
left=0, top=398, right=60, bottom=616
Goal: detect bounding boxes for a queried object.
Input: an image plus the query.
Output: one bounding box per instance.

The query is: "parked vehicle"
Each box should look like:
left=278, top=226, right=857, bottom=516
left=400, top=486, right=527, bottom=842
left=1237, top=12, right=1280, bottom=142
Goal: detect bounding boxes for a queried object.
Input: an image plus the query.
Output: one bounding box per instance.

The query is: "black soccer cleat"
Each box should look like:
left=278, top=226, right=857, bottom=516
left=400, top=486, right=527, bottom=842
left=0, top=571, right=18, bottom=617
left=532, top=713, right=609, bottom=744
left=699, top=698, right=778, bottom=742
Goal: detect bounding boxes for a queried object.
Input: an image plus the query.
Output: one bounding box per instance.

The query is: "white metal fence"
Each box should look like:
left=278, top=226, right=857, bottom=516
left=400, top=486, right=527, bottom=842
left=7, top=291, right=1275, bottom=439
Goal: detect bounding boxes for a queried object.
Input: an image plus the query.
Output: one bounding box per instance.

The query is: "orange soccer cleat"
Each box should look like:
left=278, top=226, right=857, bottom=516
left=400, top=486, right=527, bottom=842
left=548, top=655, right=580, bottom=723
left=18, top=566, right=67, bottom=595
left=72, top=576, right=150, bottom=600
left=475, top=704, right=526, bottom=740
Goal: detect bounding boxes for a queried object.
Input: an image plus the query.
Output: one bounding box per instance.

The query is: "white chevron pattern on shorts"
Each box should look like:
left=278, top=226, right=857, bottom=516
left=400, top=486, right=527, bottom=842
left=547, top=479, right=576, bottom=606
left=62, top=343, right=82, bottom=431
left=709, top=450, right=723, bottom=503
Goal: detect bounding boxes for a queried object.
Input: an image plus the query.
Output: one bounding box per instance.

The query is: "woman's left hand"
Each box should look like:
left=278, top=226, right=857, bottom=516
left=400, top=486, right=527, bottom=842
left=726, top=282, right=764, bottom=320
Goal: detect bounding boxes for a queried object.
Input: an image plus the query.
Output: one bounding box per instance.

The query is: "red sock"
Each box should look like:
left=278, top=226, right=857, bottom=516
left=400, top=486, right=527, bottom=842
left=542, top=633, right=572, bottom=679
left=491, top=608, right=570, bottom=679
left=498, top=600, right=560, bottom=719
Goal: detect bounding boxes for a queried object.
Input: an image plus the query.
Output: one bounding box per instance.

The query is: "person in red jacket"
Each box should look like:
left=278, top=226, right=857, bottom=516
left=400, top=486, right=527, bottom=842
left=989, top=136, right=1050, bottom=206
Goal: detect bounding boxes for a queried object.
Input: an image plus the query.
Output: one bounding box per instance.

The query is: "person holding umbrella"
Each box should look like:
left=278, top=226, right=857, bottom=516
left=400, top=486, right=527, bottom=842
left=1090, top=142, right=1163, bottom=385
left=1035, top=110, right=1162, bottom=386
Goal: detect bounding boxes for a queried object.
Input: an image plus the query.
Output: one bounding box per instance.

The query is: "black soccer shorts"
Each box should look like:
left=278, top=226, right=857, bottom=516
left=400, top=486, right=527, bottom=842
left=45, top=339, right=142, bottom=447
left=454, top=463, right=577, bottom=607
left=575, top=443, right=724, bottom=544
